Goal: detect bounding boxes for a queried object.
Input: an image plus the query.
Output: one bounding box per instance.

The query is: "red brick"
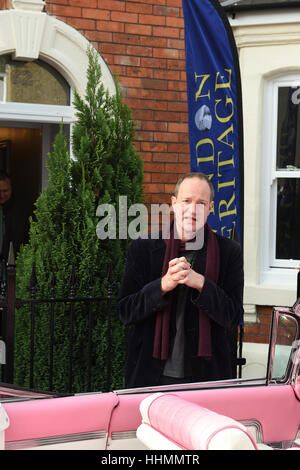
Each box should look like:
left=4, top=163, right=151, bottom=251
left=153, top=26, right=180, bottom=39
left=151, top=194, right=171, bottom=204
left=132, top=109, right=154, bottom=121
left=125, top=24, right=152, bottom=35
left=143, top=173, right=152, bottom=183
left=114, top=55, right=140, bottom=67
left=126, top=67, right=154, bottom=79
left=165, top=183, right=177, bottom=194
left=144, top=163, right=165, bottom=173
left=143, top=183, right=165, bottom=193
left=166, top=17, right=184, bottom=28
left=140, top=36, right=168, bottom=48
left=135, top=130, right=154, bottom=141
left=139, top=14, right=166, bottom=26
left=142, top=121, right=167, bottom=132
left=167, top=59, right=186, bottom=70
left=0, top=0, right=12, bottom=7
left=168, top=101, right=188, bottom=112
left=70, top=0, right=96, bottom=5
left=167, top=38, right=185, bottom=50
left=141, top=79, right=168, bottom=90
left=168, top=143, right=189, bottom=153
left=166, top=163, right=186, bottom=173
left=100, top=43, right=127, bottom=55
left=125, top=99, right=168, bottom=111
left=112, top=11, right=138, bottom=23
left=154, top=132, right=179, bottom=143
left=168, top=122, right=188, bottom=133
left=67, top=17, right=96, bottom=30
left=151, top=173, right=179, bottom=183
left=97, top=20, right=125, bottom=32
left=82, top=8, right=110, bottom=20
left=141, top=58, right=167, bottom=69
left=153, top=48, right=179, bottom=59
left=141, top=142, right=168, bottom=153
left=178, top=153, right=190, bottom=162
left=51, top=5, right=82, bottom=16
left=153, top=153, right=179, bottom=163
left=118, top=77, right=142, bottom=88
left=113, top=33, right=141, bottom=45
left=153, top=5, right=180, bottom=17
left=126, top=45, right=153, bottom=57
left=126, top=2, right=153, bottom=14
left=97, top=0, right=126, bottom=11
left=154, top=69, right=181, bottom=81
left=84, top=30, right=113, bottom=43
left=154, top=111, right=181, bottom=122
left=167, top=0, right=183, bottom=7
left=131, top=0, right=166, bottom=4
left=168, top=80, right=187, bottom=92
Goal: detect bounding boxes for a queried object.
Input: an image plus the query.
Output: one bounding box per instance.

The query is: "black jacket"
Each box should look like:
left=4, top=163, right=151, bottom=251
left=1, top=196, right=31, bottom=262
left=118, top=233, right=244, bottom=388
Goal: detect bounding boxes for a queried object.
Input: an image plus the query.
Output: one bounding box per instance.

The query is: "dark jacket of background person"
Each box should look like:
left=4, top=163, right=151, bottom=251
left=118, top=233, right=244, bottom=389
left=1, top=195, right=31, bottom=262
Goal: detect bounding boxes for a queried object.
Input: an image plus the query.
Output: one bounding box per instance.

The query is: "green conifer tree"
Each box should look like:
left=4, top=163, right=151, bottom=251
left=14, top=48, right=143, bottom=393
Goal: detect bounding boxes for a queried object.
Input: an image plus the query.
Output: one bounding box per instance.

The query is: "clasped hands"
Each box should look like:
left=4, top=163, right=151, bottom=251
left=161, top=256, right=205, bottom=295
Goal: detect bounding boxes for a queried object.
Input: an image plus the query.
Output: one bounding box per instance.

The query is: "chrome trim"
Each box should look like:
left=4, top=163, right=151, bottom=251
left=114, top=377, right=267, bottom=395
left=111, top=430, right=137, bottom=440
left=239, top=419, right=264, bottom=443
left=5, top=430, right=106, bottom=450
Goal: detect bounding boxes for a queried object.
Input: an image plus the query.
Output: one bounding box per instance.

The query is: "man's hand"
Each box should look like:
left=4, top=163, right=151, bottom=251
left=161, top=257, right=205, bottom=294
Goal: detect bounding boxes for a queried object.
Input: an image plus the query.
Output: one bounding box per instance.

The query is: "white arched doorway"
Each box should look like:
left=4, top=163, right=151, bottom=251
left=0, top=0, right=115, bottom=204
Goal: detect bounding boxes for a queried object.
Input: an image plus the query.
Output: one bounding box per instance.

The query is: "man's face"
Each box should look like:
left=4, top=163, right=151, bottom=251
left=0, top=179, right=12, bottom=205
left=171, top=177, right=214, bottom=241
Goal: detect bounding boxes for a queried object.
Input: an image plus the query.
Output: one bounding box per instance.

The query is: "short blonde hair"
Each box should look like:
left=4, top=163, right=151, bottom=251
left=174, top=172, right=214, bottom=201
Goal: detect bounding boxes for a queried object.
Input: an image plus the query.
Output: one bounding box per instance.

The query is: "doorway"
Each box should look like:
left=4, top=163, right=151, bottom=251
left=0, top=123, right=70, bottom=216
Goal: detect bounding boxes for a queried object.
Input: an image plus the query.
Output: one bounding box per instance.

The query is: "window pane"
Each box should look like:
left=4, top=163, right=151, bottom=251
left=277, top=87, right=300, bottom=170
left=276, top=178, right=300, bottom=260
left=0, top=54, right=70, bottom=105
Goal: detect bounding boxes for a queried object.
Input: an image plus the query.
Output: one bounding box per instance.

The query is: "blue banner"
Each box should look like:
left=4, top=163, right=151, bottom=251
left=182, top=0, right=243, bottom=244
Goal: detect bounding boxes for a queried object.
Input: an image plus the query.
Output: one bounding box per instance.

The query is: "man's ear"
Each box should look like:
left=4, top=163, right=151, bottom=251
left=171, top=195, right=177, bottom=210
left=209, top=201, right=214, bottom=213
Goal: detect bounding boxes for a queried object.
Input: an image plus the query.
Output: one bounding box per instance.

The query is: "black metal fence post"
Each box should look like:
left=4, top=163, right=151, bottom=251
left=2, top=245, right=16, bottom=384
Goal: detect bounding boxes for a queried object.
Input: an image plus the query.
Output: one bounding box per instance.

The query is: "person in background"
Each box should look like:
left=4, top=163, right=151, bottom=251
left=0, top=171, right=30, bottom=264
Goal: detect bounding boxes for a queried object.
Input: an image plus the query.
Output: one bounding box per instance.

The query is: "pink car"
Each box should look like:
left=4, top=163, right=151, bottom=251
left=0, top=301, right=300, bottom=451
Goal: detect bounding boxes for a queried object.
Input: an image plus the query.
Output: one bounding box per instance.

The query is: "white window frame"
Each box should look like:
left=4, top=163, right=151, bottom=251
left=261, top=73, right=300, bottom=285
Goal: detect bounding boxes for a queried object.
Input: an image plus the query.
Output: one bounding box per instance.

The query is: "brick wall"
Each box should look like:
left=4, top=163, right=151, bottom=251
left=243, top=306, right=272, bottom=344
left=45, top=0, right=190, bottom=207
left=0, top=0, right=10, bottom=9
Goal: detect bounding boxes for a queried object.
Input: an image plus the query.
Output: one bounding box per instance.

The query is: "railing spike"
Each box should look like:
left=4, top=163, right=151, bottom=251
left=7, top=242, right=15, bottom=268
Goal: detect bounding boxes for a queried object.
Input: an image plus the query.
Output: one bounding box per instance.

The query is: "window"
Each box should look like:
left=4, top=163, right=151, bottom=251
left=261, top=74, right=300, bottom=284
left=275, top=87, right=300, bottom=263
left=0, top=54, right=70, bottom=106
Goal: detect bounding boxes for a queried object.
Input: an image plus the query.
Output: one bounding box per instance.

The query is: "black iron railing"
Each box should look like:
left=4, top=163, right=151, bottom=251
left=0, top=252, right=117, bottom=393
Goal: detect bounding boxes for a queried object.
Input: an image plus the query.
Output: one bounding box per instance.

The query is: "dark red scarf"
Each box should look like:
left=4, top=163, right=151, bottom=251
left=153, top=222, right=220, bottom=360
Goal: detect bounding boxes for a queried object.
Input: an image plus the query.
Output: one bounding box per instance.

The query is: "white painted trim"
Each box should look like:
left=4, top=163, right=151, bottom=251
left=0, top=102, right=74, bottom=123
left=0, top=7, right=115, bottom=98
left=261, top=73, right=300, bottom=285
left=228, top=9, right=300, bottom=27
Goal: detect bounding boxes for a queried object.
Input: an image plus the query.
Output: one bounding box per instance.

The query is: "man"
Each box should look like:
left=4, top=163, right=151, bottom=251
left=0, top=171, right=30, bottom=263
left=118, top=172, right=244, bottom=388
